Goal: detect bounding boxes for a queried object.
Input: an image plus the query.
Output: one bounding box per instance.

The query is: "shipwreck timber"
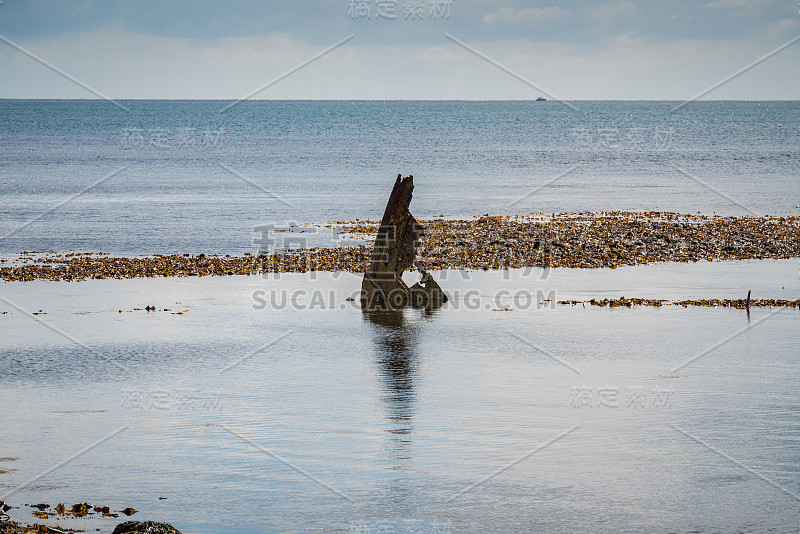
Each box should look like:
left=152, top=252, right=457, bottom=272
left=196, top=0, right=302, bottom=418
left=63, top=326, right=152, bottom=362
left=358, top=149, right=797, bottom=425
left=361, top=175, right=447, bottom=310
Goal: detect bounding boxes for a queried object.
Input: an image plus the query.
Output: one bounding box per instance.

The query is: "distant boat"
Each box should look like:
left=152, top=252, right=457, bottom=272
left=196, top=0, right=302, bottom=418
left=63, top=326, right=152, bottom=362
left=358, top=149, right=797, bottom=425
left=536, top=97, right=547, bottom=101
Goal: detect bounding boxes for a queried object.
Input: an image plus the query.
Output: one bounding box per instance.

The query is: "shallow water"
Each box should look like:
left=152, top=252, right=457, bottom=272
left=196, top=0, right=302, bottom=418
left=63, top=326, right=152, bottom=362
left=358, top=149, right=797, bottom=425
left=1, top=260, right=798, bottom=533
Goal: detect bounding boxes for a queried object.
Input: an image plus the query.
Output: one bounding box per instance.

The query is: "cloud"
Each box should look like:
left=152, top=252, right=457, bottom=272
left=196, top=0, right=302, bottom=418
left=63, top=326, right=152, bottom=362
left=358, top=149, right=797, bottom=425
left=0, top=30, right=353, bottom=99
left=411, top=46, right=466, bottom=62
left=585, top=2, right=637, bottom=22
left=703, top=0, right=748, bottom=8
left=766, top=17, right=800, bottom=37
left=445, top=34, right=799, bottom=100
left=483, top=6, right=571, bottom=26
left=613, top=33, right=644, bottom=47
left=0, top=1, right=797, bottom=100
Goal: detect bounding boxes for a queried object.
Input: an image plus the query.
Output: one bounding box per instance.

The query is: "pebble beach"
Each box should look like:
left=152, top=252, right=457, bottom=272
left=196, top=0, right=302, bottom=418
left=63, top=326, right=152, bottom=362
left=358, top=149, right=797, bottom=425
left=3, top=211, right=798, bottom=283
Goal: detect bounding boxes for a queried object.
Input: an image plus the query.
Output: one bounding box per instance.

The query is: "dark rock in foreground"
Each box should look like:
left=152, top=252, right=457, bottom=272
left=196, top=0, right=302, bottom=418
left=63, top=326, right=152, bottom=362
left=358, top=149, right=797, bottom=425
left=112, top=521, right=181, bottom=534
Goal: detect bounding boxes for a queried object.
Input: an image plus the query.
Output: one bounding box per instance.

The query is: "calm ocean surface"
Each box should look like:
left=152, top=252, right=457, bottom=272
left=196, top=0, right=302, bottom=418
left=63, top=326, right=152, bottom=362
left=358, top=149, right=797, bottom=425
left=1, top=263, right=799, bottom=534
left=1, top=101, right=799, bottom=533
left=1, top=100, right=798, bottom=254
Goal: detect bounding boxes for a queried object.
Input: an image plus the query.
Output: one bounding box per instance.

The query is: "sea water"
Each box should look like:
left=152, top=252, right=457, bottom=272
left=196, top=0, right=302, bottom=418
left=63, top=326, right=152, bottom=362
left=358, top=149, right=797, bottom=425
left=0, top=261, right=799, bottom=533
left=1, top=100, right=798, bottom=254
left=1, top=100, right=799, bottom=533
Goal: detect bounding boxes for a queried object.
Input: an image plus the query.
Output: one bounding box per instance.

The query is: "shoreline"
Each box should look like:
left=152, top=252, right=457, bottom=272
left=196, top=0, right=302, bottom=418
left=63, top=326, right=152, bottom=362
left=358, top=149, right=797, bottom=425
left=2, top=211, right=798, bottom=282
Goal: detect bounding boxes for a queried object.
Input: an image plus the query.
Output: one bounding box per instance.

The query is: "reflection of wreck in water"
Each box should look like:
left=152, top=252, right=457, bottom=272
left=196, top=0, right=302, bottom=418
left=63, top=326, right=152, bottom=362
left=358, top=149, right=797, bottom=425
left=363, top=307, right=441, bottom=446
left=363, top=307, right=439, bottom=512
left=364, top=309, right=418, bottom=455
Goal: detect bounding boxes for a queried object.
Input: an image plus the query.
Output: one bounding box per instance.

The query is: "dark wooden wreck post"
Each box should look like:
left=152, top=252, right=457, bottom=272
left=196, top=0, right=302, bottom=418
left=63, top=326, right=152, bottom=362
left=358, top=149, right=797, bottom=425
left=361, top=174, right=447, bottom=310
left=361, top=175, right=422, bottom=308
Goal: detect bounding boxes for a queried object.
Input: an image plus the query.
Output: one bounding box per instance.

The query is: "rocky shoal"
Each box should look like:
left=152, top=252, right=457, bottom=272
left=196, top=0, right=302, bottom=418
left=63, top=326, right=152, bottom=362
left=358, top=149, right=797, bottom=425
left=2, top=211, right=799, bottom=282
left=557, top=297, right=799, bottom=308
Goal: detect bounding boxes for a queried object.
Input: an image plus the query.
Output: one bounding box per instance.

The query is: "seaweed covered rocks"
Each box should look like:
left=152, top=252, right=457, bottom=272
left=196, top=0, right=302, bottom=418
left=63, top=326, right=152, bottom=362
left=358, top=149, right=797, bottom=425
left=2, top=212, right=799, bottom=282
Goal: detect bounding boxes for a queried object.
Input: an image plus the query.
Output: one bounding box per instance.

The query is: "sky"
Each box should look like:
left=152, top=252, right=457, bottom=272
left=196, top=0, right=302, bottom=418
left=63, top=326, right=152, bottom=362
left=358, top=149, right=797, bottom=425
left=0, top=0, right=798, bottom=100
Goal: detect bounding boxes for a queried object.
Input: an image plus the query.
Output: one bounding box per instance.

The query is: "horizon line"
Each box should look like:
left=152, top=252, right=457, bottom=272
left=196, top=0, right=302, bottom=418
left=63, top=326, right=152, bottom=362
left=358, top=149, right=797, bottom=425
left=1, top=98, right=799, bottom=102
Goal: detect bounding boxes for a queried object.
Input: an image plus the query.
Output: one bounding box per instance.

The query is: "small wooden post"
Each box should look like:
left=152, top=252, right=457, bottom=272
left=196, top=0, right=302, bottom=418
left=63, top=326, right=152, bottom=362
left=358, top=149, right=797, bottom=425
left=745, top=289, right=751, bottom=309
